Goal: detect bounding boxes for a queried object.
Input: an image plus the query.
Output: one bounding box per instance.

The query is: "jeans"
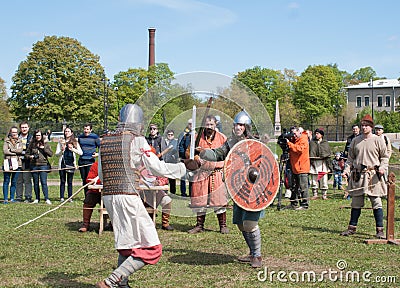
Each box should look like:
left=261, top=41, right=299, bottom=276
left=59, top=169, right=74, bottom=199
left=333, top=171, right=343, bottom=189
left=31, top=166, right=49, bottom=201
left=16, top=161, right=32, bottom=201
left=3, top=169, right=20, bottom=201
left=290, top=173, right=309, bottom=207
left=180, top=178, right=192, bottom=197
left=78, top=159, right=94, bottom=196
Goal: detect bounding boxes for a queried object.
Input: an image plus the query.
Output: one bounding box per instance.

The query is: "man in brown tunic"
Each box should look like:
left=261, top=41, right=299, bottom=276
left=340, top=114, right=389, bottom=239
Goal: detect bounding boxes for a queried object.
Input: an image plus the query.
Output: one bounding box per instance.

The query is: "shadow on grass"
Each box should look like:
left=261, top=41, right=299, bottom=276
left=291, top=224, right=374, bottom=237
left=39, top=272, right=93, bottom=288
left=164, top=248, right=236, bottom=265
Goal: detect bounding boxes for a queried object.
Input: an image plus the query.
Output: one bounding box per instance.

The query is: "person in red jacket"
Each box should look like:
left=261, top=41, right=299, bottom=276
left=78, top=161, right=108, bottom=232
left=285, top=126, right=310, bottom=210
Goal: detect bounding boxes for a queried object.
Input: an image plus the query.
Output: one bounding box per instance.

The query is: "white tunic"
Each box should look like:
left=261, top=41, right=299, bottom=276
left=101, top=136, right=186, bottom=250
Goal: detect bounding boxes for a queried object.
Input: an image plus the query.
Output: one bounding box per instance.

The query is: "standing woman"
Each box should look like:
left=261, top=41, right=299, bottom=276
left=3, top=126, right=23, bottom=204
left=26, top=130, right=53, bottom=204
left=56, top=127, right=82, bottom=202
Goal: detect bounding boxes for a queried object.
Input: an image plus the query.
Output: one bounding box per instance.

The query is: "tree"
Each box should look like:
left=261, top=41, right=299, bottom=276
left=235, top=66, right=287, bottom=116
left=9, top=36, right=105, bottom=123
left=294, top=65, right=343, bottom=124
left=350, top=66, right=377, bottom=84
left=0, top=77, right=13, bottom=122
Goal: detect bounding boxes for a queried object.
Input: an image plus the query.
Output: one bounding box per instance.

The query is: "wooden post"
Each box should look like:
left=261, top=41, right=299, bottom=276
left=364, top=172, right=399, bottom=245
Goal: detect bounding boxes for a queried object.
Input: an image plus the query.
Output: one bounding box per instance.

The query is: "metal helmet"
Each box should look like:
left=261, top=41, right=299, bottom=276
left=233, top=109, right=251, bottom=125
left=119, top=104, right=143, bottom=124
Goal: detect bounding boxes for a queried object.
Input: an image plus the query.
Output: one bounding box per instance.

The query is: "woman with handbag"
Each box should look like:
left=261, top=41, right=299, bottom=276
left=2, top=126, right=23, bottom=204
left=55, top=127, right=82, bottom=202
left=26, top=129, right=53, bottom=204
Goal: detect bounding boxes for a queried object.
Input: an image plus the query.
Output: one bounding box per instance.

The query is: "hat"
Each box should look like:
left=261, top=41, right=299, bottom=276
left=149, top=123, right=158, bottom=129
left=335, top=152, right=341, bottom=157
left=314, top=128, right=324, bottom=137
left=361, top=114, right=374, bottom=127
left=215, top=115, right=221, bottom=122
left=375, top=124, right=384, bottom=130
left=188, top=119, right=193, bottom=124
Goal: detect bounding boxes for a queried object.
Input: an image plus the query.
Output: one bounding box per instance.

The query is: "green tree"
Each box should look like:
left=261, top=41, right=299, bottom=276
left=350, top=66, right=377, bottom=84
left=235, top=66, right=286, bottom=116
left=0, top=77, right=13, bottom=122
left=9, top=36, right=105, bottom=123
left=294, top=65, right=343, bottom=124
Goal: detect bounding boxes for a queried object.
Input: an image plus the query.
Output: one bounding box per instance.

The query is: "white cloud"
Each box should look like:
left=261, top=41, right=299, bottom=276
left=287, top=2, right=300, bottom=9
left=134, top=0, right=237, bottom=31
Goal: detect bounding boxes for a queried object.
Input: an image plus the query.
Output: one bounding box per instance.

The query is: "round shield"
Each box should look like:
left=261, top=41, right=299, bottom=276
left=224, top=139, right=280, bottom=211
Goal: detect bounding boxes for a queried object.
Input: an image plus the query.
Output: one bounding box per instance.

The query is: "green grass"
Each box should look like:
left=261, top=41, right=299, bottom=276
left=0, top=184, right=399, bottom=287
left=1, top=141, right=400, bottom=287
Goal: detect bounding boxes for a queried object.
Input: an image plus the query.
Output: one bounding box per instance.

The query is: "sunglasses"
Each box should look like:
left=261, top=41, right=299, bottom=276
left=150, top=127, right=158, bottom=130
left=167, top=133, right=173, bottom=136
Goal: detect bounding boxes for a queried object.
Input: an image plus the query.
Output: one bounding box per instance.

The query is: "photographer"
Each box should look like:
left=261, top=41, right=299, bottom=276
left=284, top=126, right=310, bottom=210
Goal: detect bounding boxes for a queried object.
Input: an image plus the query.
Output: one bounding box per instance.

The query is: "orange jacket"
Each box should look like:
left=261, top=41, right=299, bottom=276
left=288, top=131, right=310, bottom=174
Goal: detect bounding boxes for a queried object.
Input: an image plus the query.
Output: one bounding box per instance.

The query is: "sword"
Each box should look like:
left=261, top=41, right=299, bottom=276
left=190, top=105, right=196, bottom=159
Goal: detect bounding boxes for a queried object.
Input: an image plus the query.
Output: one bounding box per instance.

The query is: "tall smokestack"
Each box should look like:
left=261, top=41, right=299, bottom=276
left=148, top=28, right=156, bottom=68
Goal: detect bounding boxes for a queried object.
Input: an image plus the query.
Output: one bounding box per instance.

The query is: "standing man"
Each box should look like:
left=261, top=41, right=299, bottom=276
left=340, top=115, right=389, bottom=239
left=178, top=119, right=193, bottom=197
left=96, top=104, right=186, bottom=287
left=343, top=124, right=360, bottom=159
left=374, top=124, right=392, bottom=159
left=188, top=115, right=229, bottom=234
left=160, top=129, right=179, bottom=194
left=193, top=110, right=264, bottom=268
left=16, top=121, right=33, bottom=202
left=145, top=124, right=162, bottom=156
left=78, top=124, right=100, bottom=196
left=309, top=128, right=332, bottom=200
left=285, top=126, right=310, bottom=210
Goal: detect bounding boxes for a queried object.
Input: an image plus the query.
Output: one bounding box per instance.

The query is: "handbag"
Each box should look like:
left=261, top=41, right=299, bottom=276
left=3, top=158, right=19, bottom=171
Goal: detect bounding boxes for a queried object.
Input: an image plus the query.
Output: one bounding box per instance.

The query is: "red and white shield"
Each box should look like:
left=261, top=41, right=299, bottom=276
left=224, top=139, right=279, bottom=211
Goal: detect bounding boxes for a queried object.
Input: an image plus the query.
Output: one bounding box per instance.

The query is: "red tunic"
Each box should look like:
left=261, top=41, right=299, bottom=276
left=191, top=131, right=228, bottom=208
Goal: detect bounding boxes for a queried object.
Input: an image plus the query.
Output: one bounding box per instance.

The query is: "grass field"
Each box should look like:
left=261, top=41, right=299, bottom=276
left=1, top=141, right=400, bottom=287
left=0, top=182, right=399, bottom=287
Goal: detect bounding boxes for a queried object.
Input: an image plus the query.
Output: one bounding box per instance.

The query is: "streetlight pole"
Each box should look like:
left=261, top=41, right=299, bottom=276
left=370, top=77, right=374, bottom=119
left=102, top=77, right=109, bottom=133
left=333, top=104, right=342, bottom=141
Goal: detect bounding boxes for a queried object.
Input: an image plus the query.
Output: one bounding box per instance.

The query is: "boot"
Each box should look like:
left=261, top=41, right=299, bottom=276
left=322, top=190, right=328, bottom=200
left=376, top=227, right=385, bottom=239
left=310, top=189, right=318, bottom=200
left=161, top=213, right=174, bottom=231
left=340, top=225, right=357, bottom=236
left=217, top=212, right=229, bottom=234
left=250, top=256, right=263, bottom=268
left=188, top=214, right=205, bottom=234
left=78, top=204, right=93, bottom=232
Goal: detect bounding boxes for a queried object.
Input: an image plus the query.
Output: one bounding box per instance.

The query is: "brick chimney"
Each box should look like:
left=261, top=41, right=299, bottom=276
left=148, top=28, right=156, bottom=68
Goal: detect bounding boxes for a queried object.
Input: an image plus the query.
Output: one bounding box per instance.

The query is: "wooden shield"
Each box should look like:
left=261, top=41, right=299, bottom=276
left=224, top=139, right=280, bottom=211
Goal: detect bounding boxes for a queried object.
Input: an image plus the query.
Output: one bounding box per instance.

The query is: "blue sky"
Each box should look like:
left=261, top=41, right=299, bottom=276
left=2, top=0, right=400, bottom=93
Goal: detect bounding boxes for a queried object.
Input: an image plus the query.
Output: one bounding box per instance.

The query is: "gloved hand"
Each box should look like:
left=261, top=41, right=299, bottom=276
left=183, top=159, right=200, bottom=171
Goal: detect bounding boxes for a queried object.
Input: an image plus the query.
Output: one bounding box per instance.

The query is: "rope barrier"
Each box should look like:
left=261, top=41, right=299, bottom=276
left=2, top=163, right=93, bottom=173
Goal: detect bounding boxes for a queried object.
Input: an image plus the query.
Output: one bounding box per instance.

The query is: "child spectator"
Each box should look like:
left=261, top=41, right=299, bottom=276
left=332, top=152, right=347, bottom=199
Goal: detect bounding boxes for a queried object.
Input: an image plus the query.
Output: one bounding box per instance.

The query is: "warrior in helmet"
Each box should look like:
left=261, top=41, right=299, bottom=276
left=185, top=109, right=264, bottom=268
left=96, top=104, right=187, bottom=288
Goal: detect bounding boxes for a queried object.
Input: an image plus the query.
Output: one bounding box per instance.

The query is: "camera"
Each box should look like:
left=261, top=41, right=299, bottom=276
left=277, top=130, right=294, bottom=153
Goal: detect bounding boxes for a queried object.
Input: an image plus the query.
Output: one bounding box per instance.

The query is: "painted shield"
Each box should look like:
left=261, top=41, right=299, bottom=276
left=224, top=139, right=280, bottom=211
